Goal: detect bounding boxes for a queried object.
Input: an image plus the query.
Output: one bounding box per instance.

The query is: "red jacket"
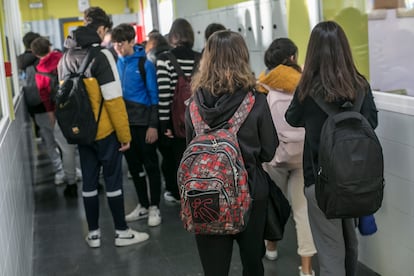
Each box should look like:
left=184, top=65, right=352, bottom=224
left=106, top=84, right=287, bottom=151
left=35, top=51, right=62, bottom=112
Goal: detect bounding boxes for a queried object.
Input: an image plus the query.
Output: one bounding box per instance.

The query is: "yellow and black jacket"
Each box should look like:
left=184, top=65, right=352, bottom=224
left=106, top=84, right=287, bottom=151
left=58, top=26, right=131, bottom=144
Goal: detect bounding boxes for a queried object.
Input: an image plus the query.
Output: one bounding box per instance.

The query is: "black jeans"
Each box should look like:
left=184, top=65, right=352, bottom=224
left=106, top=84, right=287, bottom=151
left=124, top=125, right=162, bottom=207
left=195, top=199, right=267, bottom=276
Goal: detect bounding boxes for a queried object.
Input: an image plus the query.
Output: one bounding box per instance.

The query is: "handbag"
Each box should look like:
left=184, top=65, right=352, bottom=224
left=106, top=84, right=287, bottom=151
left=264, top=173, right=291, bottom=241
left=358, top=214, right=378, bottom=236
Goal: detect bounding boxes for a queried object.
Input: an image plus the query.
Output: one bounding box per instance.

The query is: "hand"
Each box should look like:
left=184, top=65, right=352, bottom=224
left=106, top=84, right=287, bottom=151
left=119, top=142, right=130, bottom=152
left=164, top=129, right=174, bottom=139
left=145, top=127, right=158, bottom=144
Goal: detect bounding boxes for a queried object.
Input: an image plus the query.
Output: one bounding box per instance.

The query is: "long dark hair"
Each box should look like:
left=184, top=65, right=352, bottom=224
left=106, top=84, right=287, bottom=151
left=297, top=21, right=367, bottom=102
left=264, top=38, right=301, bottom=73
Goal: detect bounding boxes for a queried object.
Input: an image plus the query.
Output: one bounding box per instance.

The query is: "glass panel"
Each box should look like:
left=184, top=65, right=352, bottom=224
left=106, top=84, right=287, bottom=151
left=321, top=0, right=414, bottom=97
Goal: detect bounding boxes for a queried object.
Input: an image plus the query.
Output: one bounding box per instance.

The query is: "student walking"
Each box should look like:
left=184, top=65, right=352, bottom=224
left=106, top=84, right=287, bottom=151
left=258, top=37, right=316, bottom=276
left=156, top=18, right=201, bottom=203
left=31, top=37, right=81, bottom=197
left=58, top=6, right=149, bottom=248
left=187, top=30, right=278, bottom=276
left=285, top=21, right=378, bottom=276
left=111, top=23, right=162, bottom=227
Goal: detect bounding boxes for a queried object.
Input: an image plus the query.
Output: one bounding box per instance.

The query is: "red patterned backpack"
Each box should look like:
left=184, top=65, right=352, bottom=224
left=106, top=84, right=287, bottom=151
left=177, top=92, right=255, bottom=235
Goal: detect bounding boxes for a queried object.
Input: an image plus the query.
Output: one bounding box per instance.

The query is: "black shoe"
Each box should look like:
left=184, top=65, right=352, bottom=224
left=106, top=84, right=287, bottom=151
left=64, top=184, right=78, bottom=198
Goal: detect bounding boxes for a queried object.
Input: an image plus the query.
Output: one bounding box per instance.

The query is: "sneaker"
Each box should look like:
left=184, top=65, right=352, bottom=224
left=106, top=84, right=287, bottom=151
left=148, top=206, right=162, bottom=227
left=299, top=266, right=315, bottom=276
left=85, top=230, right=101, bottom=248
left=63, top=183, right=78, bottom=198
left=163, top=191, right=180, bottom=204
left=54, top=170, right=65, bottom=185
left=115, top=228, right=149, bottom=247
left=125, top=204, right=148, bottom=222
left=75, top=168, right=82, bottom=182
left=265, top=249, right=278, bottom=261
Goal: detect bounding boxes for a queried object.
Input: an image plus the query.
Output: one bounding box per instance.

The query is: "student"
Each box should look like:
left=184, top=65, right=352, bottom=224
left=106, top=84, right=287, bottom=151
left=58, top=6, right=149, bottom=248
left=156, top=18, right=201, bottom=204
left=201, top=22, right=226, bottom=54
left=145, top=31, right=170, bottom=64
left=187, top=30, right=278, bottom=276
left=31, top=37, right=82, bottom=197
left=111, top=23, right=162, bottom=227
left=285, top=21, right=378, bottom=276
left=258, top=38, right=316, bottom=276
left=18, top=33, right=43, bottom=141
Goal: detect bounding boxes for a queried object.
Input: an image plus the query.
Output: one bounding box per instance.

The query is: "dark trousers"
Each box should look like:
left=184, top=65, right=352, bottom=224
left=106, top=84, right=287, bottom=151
left=157, top=136, right=185, bottom=200
left=195, top=199, right=267, bottom=276
left=124, top=125, right=162, bottom=208
left=78, top=132, right=127, bottom=231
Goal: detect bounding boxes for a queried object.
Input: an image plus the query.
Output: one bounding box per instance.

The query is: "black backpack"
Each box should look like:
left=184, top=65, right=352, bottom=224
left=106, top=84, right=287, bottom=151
left=55, top=47, right=103, bottom=145
left=22, top=64, right=42, bottom=107
left=36, top=70, right=59, bottom=103
left=313, top=94, right=384, bottom=219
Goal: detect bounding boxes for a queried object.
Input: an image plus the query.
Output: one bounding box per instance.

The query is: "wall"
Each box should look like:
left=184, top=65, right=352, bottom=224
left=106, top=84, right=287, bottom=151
left=0, top=99, right=35, bottom=276
left=360, top=92, right=414, bottom=276
left=185, top=0, right=288, bottom=76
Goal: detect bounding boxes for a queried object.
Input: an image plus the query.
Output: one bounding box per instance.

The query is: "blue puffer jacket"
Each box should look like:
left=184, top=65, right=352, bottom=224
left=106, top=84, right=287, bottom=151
left=117, top=45, right=159, bottom=128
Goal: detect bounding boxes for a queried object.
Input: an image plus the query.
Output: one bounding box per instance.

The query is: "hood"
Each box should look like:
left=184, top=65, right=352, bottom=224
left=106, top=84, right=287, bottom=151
left=117, top=45, right=146, bottom=63
left=257, top=65, right=301, bottom=94
left=63, top=26, right=101, bottom=49
left=37, top=51, right=63, bottom=73
left=194, top=88, right=248, bottom=128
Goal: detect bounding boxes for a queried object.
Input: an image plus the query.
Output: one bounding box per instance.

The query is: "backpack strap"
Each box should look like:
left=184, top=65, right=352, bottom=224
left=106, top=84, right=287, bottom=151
left=168, top=52, right=186, bottom=78
left=168, top=51, right=200, bottom=78
left=138, top=56, right=147, bottom=87
left=191, top=91, right=255, bottom=136
left=79, top=46, right=104, bottom=124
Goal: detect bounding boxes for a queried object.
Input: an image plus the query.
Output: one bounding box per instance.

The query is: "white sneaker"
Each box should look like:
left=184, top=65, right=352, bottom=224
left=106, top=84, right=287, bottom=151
left=265, top=249, right=278, bottom=260
left=54, top=170, right=65, bottom=185
left=115, top=228, right=149, bottom=247
left=76, top=168, right=82, bottom=182
left=148, top=206, right=162, bottom=227
left=85, top=230, right=101, bottom=248
left=299, top=266, right=315, bottom=276
left=125, top=204, right=148, bottom=222
left=163, top=191, right=180, bottom=204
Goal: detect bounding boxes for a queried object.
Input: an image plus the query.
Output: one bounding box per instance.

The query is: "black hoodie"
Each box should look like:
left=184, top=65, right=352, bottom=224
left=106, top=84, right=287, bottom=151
left=185, top=89, right=278, bottom=200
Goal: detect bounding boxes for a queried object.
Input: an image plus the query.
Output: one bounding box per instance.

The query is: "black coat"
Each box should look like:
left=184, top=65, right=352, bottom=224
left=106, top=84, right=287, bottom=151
left=185, top=88, right=278, bottom=200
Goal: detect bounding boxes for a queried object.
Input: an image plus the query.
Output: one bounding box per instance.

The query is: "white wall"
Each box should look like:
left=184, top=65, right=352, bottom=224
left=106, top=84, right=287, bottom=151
left=359, top=92, right=414, bottom=276
left=0, top=100, right=35, bottom=276
left=368, top=9, right=414, bottom=96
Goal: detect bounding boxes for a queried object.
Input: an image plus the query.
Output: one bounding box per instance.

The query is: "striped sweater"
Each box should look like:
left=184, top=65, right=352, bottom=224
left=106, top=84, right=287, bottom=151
left=156, top=46, right=200, bottom=134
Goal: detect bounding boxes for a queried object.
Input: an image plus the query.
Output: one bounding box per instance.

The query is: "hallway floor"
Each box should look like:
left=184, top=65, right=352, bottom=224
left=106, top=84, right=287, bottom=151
left=31, top=142, right=380, bottom=276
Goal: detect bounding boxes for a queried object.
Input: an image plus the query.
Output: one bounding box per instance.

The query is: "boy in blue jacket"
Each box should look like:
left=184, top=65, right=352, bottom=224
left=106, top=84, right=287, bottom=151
left=112, top=23, right=162, bottom=227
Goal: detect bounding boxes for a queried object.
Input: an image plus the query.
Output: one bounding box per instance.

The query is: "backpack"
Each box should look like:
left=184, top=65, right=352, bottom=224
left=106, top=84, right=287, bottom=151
left=138, top=56, right=146, bottom=87
left=313, top=94, right=384, bottom=219
left=169, top=52, right=200, bottom=138
left=36, top=70, right=59, bottom=103
left=177, top=92, right=255, bottom=235
left=22, top=65, right=59, bottom=106
left=55, top=47, right=103, bottom=145
left=22, top=64, right=42, bottom=107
